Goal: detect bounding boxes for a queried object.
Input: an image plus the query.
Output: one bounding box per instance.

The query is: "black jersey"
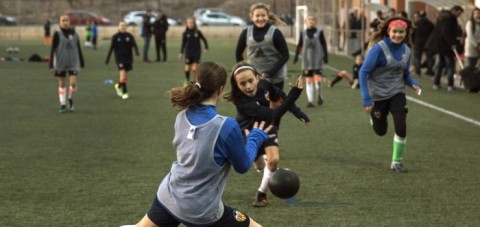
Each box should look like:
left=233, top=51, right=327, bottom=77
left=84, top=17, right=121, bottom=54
left=352, top=63, right=362, bottom=79
left=105, top=31, right=139, bottom=65
left=180, top=28, right=208, bottom=58
left=234, top=80, right=303, bottom=134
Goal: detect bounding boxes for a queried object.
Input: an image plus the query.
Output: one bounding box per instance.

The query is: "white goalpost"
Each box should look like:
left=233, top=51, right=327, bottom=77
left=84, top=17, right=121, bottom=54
left=295, top=5, right=308, bottom=44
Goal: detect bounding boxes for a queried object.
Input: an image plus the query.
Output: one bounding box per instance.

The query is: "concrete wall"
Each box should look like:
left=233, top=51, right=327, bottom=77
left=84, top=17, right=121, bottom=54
left=0, top=25, right=293, bottom=41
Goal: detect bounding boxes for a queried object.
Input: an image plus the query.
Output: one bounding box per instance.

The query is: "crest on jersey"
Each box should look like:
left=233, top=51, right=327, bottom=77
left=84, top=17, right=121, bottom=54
left=373, top=110, right=381, bottom=119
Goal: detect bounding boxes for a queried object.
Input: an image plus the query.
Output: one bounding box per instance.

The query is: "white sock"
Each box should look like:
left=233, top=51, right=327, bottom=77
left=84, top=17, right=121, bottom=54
left=306, top=82, right=314, bottom=103
left=258, top=167, right=273, bottom=193
left=68, top=85, right=76, bottom=100
left=58, top=87, right=66, bottom=105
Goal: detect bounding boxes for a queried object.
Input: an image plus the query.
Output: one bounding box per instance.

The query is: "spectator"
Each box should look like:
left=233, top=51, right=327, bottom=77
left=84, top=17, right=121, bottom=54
left=370, top=10, right=384, bottom=33
left=153, top=9, right=169, bottom=62
left=426, top=5, right=464, bottom=91
left=142, top=9, right=153, bottom=62
left=412, top=11, right=435, bottom=76
left=44, top=19, right=51, bottom=46
left=464, top=7, right=480, bottom=67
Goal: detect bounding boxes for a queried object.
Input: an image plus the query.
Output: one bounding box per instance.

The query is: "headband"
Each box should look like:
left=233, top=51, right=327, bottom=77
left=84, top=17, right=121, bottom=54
left=388, top=19, right=408, bottom=30
left=233, top=66, right=256, bottom=76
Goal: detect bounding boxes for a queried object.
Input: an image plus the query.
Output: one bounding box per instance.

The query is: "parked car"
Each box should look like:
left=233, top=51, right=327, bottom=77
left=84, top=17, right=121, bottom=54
left=195, top=11, right=246, bottom=26
left=193, top=8, right=225, bottom=18
left=65, top=10, right=112, bottom=26
left=123, top=10, right=180, bottom=26
left=0, top=13, right=16, bottom=26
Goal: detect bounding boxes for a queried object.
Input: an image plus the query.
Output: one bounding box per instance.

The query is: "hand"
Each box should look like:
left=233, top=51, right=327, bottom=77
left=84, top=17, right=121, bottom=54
left=363, top=105, right=373, bottom=114
left=289, top=75, right=304, bottom=89
left=244, top=121, right=276, bottom=139
left=295, top=111, right=310, bottom=124
left=412, top=84, right=422, bottom=96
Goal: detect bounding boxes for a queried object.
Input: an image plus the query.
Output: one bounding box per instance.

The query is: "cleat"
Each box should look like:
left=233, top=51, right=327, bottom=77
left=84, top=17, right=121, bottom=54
left=306, top=102, right=314, bottom=108
left=317, top=95, right=323, bottom=106
left=351, top=79, right=359, bottom=89
left=59, top=105, right=66, bottom=113
left=115, top=83, right=123, bottom=97
left=391, top=162, right=407, bottom=173
left=432, top=85, right=440, bottom=90
left=252, top=191, right=268, bottom=207
left=122, top=93, right=129, bottom=100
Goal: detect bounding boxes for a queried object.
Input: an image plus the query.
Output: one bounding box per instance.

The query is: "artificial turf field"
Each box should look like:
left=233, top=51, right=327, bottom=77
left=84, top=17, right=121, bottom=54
left=1, top=38, right=479, bottom=227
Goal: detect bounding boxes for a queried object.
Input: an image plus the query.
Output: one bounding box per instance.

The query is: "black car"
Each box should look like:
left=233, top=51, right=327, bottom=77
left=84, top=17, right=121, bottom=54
left=0, top=13, right=17, bottom=25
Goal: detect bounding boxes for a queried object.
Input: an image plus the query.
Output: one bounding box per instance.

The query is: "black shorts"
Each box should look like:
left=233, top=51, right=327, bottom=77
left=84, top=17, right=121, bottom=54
left=303, top=69, right=322, bottom=77
left=255, top=137, right=279, bottom=160
left=372, top=93, right=408, bottom=119
left=117, top=63, right=132, bottom=71
left=147, top=196, right=251, bottom=227
left=185, top=55, right=200, bottom=64
left=54, top=70, right=78, bottom=77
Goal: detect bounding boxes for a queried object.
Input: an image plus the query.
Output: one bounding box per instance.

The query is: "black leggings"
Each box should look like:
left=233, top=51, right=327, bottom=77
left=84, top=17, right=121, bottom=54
left=371, top=110, right=407, bottom=138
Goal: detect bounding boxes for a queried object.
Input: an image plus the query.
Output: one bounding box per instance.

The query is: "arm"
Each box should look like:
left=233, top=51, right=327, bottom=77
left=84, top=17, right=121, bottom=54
left=264, top=29, right=289, bottom=77
left=359, top=44, right=381, bottom=107
left=404, top=54, right=422, bottom=93
left=293, top=32, right=303, bottom=64
left=465, top=21, right=478, bottom=48
left=218, top=119, right=269, bottom=173
left=105, top=34, right=115, bottom=64
left=131, top=34, right=140, bottom=56
left=180, top=32, right=186, bottom=54
left=49, top=32, right=59, bottom=69
left=76, top=36, right=85, bottom=68
left=319, top=30, right=328, bottom=63
left=198, top=30, right=208, bottom=50
left=235, top=29, right=247, bottom=62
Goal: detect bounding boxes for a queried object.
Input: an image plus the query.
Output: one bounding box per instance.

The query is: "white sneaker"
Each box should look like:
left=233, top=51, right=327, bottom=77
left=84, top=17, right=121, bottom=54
left=351, top=79, right=359, bottom=89
left=115, top=83, right=123, bottom=97
left=122, top=93, right=129, bottom=100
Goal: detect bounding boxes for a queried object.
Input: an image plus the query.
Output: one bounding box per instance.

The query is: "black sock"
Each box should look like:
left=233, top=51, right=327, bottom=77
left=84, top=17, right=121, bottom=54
left=185, top=71, right=190, bottom=81
left=330, top=76, right=342, bottom=87
left=68, top=99, right=73, bottom=106
left=121, top=82, right=127, bottom=94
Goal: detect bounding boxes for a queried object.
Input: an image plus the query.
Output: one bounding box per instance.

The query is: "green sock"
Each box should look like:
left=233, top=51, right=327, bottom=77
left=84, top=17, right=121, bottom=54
left=392, top=134, right=406, bottom=163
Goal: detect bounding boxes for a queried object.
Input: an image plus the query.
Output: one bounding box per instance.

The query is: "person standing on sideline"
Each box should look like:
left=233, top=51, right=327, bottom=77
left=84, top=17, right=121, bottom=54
left=142, top=9, right=153, bottom=62
left=179, top=17, right=208, bottom=84
left=224, top=62, right=309, bottom=207
left=105, top=22, right=139, bottom=100
left=235, top=3, right=289, bottom=91
left=44, top=19, right=51, bottom=45
left=85, top=20, right=92, bottom=47
left=153, top=9, right=169, bottom=62
left=426, top=5, right=464, bottom=91
left=120, top=62, right=272, bottom=227
left=293, top=15, right=328, bottom=107
left=359, top=17, right=422, bottom=173
left=412, top=11, right=434, bottom=76
left=91, top=21, right=98, bottom=50
left=49, top=15, right=84, bottom=113
left=464, top=7, right=480, bottom=67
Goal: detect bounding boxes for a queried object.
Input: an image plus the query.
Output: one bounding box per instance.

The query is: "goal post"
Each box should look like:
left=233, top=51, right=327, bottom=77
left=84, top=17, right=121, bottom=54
left=295, top=5, right=308, bottom=44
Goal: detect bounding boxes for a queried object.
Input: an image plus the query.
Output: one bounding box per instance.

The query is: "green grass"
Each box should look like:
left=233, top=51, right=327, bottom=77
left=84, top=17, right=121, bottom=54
left=1, top=39, right=480, bottom=227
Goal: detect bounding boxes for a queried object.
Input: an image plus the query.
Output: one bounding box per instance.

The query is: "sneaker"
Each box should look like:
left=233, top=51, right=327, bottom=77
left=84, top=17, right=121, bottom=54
left=115, top=83, right=123, bottom=97
left=252, top=191, right=268, bottom=207
left=432, top=85, right=440, bottom=90
left=391, top=162, right=407, bottom=173
left=59, top=105, right=66, bottom=113
left=122, top=93, right=129, bottom=100
left=317, top=95, right=323, bottom=106
left=306, top=102, right=314, bottom=108
left=69, top=103, right=75, bottom=112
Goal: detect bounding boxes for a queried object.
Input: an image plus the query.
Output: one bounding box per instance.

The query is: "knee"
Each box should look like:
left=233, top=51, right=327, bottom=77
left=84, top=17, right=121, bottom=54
left=267, top=157, right=279, bottom=171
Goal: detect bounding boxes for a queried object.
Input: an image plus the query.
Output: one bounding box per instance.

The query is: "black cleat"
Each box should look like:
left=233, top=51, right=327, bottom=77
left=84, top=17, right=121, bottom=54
left=252, top=191, right=268, bottom=207
left=391, top=162, right=407, bottom=173
left=317, top=95, right=323, bottom=106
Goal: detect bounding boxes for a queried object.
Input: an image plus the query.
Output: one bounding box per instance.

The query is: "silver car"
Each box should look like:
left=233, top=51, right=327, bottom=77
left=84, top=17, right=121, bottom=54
left=195, top=11, right=246, bottom=26
left=123, top=10, right=179, bottom=26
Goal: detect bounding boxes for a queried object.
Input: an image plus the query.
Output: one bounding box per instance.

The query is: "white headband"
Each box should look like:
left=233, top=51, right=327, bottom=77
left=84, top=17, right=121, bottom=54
left=233, top=66, right=256, bottom=76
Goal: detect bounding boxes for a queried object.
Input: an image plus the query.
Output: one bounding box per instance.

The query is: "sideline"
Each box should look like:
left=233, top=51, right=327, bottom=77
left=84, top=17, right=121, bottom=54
left=320, top=62, right=480, bottom=127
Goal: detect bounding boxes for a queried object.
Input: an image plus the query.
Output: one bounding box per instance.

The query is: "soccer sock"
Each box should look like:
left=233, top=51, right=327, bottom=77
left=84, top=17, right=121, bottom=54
left=122, top=82, right=127, bottom=94
left=392, top=134, right=406, bottom=163
left=68, top=85, right=76, bottom=100
left=314, top=76, right=322, bottom=98
left=330, top=76, right=342, bottom=87
left=258, top=167, right=273, bottom=193
left=185, top=71, right=190, bottom=81
left=306, top=82, right=314, bottom=103
left=58, top=87, right=66, bottom=106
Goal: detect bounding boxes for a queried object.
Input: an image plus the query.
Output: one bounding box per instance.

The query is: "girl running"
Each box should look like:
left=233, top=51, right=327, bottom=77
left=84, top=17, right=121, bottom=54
left=359, top=17, right=422, bottom=173
left=179, top=17, right=208, bottom=85
left=224, top=62, right=309, bottom=207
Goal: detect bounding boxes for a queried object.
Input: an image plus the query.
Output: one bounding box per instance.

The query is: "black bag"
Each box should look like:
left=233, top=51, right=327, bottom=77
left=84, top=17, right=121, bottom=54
left=459, top=66, right=480, bottom=92
left=28, top=53, right=43, bottom=62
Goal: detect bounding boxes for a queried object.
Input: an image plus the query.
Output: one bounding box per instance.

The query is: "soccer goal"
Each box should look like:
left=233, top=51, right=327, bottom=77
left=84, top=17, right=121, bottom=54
left=295, top=5, right=308, bottom=44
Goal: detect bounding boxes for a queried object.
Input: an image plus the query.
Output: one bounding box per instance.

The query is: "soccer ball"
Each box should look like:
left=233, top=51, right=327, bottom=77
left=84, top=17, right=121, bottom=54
left=12, top=47, right=19, bottom=53
left=268, top=168, right=300, bottom=199
left=6, top=47, right=13, bottom=54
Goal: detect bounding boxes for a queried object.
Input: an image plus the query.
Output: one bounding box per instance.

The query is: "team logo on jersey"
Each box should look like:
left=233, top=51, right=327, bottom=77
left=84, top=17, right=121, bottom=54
left=234, top=210, right=247, bottom=222
left=254, top=48, right=265, bottom=58
left=373, top=110, right=381, bottom=119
